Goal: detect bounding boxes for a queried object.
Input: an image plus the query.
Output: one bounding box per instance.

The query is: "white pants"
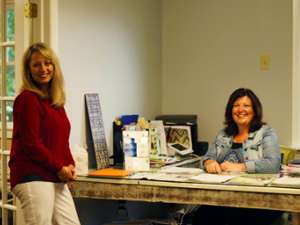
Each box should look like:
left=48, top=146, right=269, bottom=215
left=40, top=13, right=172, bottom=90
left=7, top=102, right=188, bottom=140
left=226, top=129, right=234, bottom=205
left=13, top=181, right=81, bottom=225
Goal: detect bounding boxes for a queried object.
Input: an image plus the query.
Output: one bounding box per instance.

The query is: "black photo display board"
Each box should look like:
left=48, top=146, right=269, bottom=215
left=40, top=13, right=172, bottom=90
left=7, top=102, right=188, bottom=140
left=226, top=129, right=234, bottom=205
left=85, top=93, right=110, bottom=169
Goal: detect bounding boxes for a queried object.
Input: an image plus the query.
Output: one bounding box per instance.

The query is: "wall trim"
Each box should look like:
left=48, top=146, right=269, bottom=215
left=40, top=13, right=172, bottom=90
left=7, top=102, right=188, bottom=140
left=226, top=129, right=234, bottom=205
left=292, top=0, right=300, bottom=148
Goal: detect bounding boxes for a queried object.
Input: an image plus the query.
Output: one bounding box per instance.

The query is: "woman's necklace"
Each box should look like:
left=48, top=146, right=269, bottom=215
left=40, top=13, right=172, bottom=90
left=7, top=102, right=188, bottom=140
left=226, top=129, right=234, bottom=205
left=233, top=133, right=248, bottom=143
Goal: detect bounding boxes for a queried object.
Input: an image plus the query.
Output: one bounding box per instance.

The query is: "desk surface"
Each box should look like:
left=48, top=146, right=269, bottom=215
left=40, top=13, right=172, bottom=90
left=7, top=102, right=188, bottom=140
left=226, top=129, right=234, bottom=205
left=70, top=176, right=300, bottom=212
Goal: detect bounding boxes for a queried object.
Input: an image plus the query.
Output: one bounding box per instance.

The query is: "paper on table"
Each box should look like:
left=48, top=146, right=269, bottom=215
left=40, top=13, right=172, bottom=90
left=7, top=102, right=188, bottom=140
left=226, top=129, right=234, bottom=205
left=128, top=171, right=192, bottom=182
left=149, top=173, right=192, bottom=182
left=227, top=174, right=276, bottom=186
left=160, top=167, right=204, bottom=175
left=128, top=171, right=160, bottom=180
left=271, top=176, right=300, bottom=187
left=190, top=173, right=239, bottom=183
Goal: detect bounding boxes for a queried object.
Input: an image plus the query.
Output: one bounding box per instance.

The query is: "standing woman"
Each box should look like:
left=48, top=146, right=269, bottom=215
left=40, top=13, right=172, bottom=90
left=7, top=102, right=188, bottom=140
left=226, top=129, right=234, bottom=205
left=9, top=42, right=81, bottom=225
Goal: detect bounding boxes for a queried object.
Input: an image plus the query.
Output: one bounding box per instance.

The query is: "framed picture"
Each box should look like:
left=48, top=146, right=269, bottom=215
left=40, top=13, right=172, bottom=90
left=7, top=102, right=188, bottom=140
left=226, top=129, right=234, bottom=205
left=164, top=125, right=193, bottom=150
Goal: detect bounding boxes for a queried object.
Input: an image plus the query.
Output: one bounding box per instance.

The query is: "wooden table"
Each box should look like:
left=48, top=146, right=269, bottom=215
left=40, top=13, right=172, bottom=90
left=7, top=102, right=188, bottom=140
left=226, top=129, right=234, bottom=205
left=70, top=176, right=300, bottom=224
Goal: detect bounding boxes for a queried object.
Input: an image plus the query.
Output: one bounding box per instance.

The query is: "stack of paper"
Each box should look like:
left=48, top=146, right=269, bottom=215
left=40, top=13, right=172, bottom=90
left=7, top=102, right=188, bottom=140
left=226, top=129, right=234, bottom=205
left=189, top=173, right=239, bottom=184
left=160, top=167, right=203, bottom=175
left=127, top=167, right=203, bottom=182
left=271, top=176, right=300, bottom=188
left=226, top=174, right=276, bottom=186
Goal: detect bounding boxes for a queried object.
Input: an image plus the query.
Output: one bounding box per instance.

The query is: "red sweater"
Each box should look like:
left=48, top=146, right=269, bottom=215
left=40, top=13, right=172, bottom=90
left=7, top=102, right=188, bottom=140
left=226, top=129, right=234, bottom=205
left=9, top=90, right=75, bottom=189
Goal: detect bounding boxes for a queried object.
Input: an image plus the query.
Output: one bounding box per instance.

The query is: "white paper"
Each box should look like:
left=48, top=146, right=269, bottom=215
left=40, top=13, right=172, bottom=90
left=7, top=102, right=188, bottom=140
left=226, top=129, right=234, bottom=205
left=160, top=167, right=204, bottom=175
left=227, top=174, right=276, bottom=186
left=190, top=173, right=239, bottom=183
left=125, top=157, right=150, bottom=171
left=271, top=176, right=300, bottom=187
left=128, top=171, right=193, bottom=182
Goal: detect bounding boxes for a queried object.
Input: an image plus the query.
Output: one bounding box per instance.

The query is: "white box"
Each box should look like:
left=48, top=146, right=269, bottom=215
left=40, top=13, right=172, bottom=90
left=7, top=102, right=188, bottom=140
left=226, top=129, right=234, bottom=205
left=123, top=130, right=150, bottom=171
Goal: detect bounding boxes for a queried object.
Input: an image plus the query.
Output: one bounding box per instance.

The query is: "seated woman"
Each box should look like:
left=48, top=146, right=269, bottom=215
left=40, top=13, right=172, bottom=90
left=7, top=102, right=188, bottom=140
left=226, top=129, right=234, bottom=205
left=193, top=88, right=282, bottom=225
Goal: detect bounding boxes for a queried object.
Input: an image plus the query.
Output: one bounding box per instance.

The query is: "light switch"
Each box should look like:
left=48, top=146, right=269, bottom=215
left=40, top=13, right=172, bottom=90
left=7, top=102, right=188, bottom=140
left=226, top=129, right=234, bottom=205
left=260, top=55, right=270, bottom=71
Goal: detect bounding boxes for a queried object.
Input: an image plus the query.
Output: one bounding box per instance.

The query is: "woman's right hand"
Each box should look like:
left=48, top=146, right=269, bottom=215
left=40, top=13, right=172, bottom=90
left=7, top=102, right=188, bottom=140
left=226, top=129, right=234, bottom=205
left=57, top=165, right=76, bottom=182
left=204, top=159, right=222, bottom=174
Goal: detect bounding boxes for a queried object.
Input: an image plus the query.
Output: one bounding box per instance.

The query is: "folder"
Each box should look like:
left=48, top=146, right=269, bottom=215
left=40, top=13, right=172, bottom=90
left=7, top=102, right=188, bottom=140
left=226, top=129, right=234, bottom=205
left=88, top=168, right=131, bottom=178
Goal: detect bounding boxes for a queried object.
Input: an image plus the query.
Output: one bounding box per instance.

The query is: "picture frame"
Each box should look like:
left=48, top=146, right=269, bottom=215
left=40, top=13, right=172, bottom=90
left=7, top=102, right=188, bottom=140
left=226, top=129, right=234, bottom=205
left=164, top=125, right=193, bottom=151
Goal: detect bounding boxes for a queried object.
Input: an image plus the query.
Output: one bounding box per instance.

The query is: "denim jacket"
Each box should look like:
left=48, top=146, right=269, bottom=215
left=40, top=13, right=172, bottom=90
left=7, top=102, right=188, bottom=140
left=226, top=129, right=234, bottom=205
left=200, top=125, right=281, bottom=173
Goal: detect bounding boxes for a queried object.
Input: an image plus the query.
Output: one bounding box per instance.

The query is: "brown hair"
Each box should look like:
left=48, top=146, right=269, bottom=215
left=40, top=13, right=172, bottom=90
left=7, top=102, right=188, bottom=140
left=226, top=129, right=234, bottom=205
left=224, top=88, right=264, bottom=136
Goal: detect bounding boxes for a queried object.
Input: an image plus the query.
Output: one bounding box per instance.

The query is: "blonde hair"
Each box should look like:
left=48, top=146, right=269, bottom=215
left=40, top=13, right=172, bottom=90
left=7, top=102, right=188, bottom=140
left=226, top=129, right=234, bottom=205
left=21, top=42, right=65, bottom=107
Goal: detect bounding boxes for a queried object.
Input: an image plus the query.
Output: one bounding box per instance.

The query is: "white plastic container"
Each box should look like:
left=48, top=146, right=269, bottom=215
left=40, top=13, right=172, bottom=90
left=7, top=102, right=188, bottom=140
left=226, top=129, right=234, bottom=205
left=71, top=144, right=88, bottom=176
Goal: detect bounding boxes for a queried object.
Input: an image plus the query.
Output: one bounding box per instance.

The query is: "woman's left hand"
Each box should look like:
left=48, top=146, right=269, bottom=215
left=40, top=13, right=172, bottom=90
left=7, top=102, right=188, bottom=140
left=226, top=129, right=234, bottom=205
left=220, top=161, right=246, bottom=172
left=68, top=164, right=77, bottom=180
left=57, top=164, right=77, bottom=182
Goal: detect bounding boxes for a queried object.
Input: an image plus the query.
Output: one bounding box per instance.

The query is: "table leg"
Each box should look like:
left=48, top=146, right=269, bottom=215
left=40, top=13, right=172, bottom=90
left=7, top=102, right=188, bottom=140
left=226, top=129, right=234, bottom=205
left=292, top=212, right=300, bottom=225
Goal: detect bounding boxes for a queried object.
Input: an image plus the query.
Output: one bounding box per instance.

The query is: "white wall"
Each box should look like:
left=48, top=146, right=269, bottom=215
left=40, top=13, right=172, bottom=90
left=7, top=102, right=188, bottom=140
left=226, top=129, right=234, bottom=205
left=58, top=0, right=162, bottom=153
left=57, top=0, right=293, bottom=150
left=162, top=0, right=293, bottom=145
